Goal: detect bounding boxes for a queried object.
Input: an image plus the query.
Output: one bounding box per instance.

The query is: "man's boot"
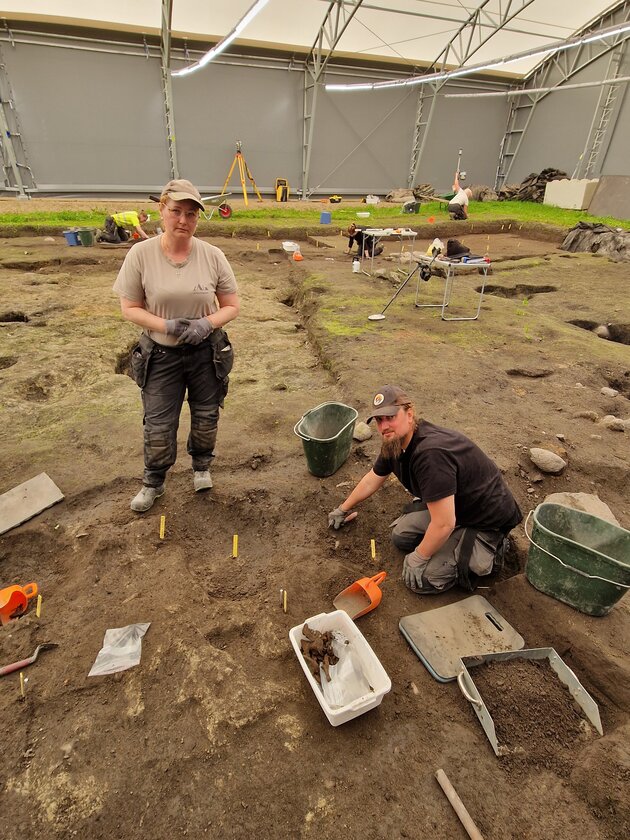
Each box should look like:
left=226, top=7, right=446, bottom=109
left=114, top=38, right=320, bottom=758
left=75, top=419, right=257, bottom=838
left=130, top=485, right=165, bottom=512
left=193, top=470, right=213, bottom=492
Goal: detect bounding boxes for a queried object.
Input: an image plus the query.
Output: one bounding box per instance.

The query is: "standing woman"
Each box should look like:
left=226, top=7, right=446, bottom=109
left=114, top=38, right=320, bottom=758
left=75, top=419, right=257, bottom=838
left=113, top=179, right=240, bottom=512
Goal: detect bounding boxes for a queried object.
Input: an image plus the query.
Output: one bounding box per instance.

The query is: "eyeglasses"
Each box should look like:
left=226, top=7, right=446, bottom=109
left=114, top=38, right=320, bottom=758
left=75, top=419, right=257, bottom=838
left=165, top=206, right=199, bottom=221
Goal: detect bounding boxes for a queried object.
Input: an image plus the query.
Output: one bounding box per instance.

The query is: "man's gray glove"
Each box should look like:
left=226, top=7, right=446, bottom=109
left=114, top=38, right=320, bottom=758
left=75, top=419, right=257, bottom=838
left=402, top=549, right=429, bottom=591
left=328, top=506, right=357, bottom=530
left=165, top=318, right=190, bottom=337
left=177, top=317, right=214, bottom=345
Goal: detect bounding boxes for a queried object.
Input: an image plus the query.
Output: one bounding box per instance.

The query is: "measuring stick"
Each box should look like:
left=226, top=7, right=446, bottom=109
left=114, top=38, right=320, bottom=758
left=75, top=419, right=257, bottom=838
left=435, top=769, right=484, bottom=840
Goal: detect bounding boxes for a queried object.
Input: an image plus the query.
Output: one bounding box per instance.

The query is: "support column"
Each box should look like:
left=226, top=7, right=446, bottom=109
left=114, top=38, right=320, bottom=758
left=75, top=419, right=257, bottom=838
left=160, top=0, right=179, bottom=180
left=0, top=42, right=35, bottom=197
left=302, top=0, right=363, bottom=198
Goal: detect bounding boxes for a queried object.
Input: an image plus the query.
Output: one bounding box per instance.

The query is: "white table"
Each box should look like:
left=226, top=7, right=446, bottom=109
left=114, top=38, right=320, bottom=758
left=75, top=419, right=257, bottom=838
left=414, top=255, right=490, bottom=321
left=360, top=227, right=418, bottom=276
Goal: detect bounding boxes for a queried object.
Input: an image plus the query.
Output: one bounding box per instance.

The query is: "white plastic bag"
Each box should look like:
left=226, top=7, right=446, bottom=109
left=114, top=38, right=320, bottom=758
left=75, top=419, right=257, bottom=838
left=88, top=623, right=151, bottom=677
left=320, top=633, right=372, bottom=709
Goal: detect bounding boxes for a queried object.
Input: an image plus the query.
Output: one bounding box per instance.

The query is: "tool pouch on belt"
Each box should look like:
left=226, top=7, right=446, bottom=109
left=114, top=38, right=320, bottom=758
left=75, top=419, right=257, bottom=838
left=209, top=328, right=235, bottom=402
left=130, top=333, right=155, bottom=388
left=455, top=529, right=502, bottom=591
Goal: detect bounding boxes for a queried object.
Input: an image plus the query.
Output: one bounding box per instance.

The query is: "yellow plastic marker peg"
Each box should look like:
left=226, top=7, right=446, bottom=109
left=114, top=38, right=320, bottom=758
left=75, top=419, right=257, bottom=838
left=232, top=535, right=238, bottom=558
left=36, top=594, right=42, bottom=618
left=20, top=671, right=25, bottom=698
left=256, top=242, right=260, bottom=250
left=267, top=230, right=270, bottom=238
left=280, top=588, right=284, bottom=607
left=370, top=539, right=376, bottom=560
left=159, top=515, right=165, bottom=540
left=283, top=589, right=287, bottom=613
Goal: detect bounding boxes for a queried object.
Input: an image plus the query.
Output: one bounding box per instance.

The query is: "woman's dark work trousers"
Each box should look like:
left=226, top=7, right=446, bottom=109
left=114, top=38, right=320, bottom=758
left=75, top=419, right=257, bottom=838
left=141, top=342, right=221, bottom=488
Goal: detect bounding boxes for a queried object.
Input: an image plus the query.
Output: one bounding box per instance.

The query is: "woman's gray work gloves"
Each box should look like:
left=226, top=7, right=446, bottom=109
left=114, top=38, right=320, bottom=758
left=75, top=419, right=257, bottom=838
left=165, top=317, right=214, bottom=345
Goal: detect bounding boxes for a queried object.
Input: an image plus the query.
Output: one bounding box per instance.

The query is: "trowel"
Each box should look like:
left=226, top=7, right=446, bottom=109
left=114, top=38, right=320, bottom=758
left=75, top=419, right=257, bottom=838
left=333, top=571, right=387, bottom=620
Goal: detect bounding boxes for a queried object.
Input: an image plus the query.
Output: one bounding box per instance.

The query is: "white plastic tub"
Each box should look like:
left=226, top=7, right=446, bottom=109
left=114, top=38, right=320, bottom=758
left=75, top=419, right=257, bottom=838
left=289, top=610, right=391, bottom=726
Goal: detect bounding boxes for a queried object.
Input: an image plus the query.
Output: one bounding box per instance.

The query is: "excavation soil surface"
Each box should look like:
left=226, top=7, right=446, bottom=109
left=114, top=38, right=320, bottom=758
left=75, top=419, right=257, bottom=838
left=1, top=219, right=629, bottom=839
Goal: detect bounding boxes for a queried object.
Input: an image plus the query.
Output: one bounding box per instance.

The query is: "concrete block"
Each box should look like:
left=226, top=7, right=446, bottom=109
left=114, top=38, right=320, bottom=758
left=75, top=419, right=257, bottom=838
left=543, top=178, right=599, bottom=210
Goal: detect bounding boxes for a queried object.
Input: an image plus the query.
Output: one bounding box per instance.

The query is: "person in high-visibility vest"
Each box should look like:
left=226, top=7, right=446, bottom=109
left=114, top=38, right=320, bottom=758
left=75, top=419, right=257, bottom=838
left=98, top=210, right=150, bottom=243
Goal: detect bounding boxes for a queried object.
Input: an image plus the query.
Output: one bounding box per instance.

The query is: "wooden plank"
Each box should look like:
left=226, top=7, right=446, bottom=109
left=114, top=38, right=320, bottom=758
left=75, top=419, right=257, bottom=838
left=0, top=473, right=64, bottom=535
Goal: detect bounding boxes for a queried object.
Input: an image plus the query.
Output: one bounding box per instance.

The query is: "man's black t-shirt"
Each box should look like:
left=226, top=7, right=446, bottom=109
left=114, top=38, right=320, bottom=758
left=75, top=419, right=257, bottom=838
left=373, top=420, right=522, bottom=533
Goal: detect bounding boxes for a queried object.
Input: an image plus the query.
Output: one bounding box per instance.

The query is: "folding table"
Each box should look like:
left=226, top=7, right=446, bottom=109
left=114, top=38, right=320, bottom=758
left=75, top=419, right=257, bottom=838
left=414, top=255, right=490, bottom=321
left=360, top=227, right=418, bottom=276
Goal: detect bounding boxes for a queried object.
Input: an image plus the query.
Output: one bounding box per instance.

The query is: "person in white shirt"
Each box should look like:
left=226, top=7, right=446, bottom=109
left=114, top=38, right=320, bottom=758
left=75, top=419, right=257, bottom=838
left=447, top=173, right=472, bottom=220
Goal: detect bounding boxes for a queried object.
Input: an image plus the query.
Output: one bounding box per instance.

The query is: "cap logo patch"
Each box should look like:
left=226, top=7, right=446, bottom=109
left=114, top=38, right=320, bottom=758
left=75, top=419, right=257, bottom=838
left=373, top=393, right=384, bottom=406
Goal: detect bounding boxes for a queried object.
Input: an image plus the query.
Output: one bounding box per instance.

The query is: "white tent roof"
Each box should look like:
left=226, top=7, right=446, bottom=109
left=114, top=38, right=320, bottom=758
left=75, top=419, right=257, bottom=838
left=2, top=1, right=623, bottom=76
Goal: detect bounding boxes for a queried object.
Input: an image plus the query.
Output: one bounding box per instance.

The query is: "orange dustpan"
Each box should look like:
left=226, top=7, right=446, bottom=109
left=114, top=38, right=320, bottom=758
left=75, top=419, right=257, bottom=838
left=0, top=582, right=38, bottom=626
left=333, top=571, right=387, bottom=620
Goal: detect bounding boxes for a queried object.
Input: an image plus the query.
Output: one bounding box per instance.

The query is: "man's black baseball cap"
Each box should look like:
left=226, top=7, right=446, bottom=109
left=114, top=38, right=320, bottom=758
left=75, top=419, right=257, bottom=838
left=366, top=385, right=411, bottom=422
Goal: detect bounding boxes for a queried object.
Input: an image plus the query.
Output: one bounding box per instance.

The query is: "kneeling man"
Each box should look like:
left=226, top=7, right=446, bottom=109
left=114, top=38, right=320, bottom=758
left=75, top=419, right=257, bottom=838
left=328, top=385, right=522, bottom=594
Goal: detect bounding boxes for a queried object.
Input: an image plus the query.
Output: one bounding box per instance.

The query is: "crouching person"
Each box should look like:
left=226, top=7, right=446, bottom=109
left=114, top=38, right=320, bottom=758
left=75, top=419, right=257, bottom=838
left=328, top=385, right=522, bottom=594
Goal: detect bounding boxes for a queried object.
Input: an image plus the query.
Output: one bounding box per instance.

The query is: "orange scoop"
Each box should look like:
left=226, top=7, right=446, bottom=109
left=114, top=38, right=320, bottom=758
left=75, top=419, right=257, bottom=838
left=333, top=571, right=387, bottom=620
left=0, top=582, right=38, bottom=626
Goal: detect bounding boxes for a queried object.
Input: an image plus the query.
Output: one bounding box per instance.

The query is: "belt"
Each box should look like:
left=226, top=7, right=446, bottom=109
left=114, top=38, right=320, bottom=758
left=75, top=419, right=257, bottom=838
left=153, top=339, right=211, bottom=354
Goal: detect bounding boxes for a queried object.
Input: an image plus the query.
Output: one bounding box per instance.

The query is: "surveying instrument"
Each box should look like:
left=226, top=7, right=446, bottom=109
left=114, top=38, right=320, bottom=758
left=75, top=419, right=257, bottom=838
left=221, top=141, right=263, bottom=206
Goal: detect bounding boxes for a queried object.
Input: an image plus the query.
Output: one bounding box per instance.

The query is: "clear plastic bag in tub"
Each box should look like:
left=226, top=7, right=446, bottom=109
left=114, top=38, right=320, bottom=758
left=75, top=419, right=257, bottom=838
left=289, top=610, right=391, bottom=726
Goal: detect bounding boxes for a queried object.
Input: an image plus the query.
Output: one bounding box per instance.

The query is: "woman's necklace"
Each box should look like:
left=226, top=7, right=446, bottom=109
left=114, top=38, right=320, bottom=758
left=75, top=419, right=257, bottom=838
left=160, top=234, right=192, bottom=272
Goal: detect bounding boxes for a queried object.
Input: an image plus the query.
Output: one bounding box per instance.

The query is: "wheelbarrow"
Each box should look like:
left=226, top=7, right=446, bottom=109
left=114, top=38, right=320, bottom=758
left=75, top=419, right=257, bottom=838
left=201, top=192, right=233, bottom=220
left=333, top=572, right=387, bottom=619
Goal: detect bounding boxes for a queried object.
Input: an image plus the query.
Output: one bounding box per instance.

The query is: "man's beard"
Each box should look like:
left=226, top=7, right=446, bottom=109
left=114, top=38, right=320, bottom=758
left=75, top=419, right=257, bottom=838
left=380, top=435, right=404, bottom=460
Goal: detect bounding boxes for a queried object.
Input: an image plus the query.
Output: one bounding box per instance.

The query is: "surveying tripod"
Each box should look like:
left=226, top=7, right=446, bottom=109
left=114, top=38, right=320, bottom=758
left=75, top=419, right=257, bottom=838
left=221, top=141, right=263, bottom=206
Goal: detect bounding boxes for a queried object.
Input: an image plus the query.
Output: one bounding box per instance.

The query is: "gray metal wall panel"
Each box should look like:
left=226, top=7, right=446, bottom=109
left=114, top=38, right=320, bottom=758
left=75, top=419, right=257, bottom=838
left=417, top=84, right=510, bottom=192
left=2, top=42, right=169, bottom=186
left=507, top=61, right=603, bottom=183
left=172, top=62, right=304, bottom=191
left=307, top=81, right=417, bottom=193
left=311, top=74, right=508, bottom=194
left=2, top=21, right=630, bottom=196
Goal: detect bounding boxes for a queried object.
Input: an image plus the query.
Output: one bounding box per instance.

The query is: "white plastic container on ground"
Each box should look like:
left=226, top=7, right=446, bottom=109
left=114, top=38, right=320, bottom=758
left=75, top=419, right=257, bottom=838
left=289, top=609, right=392, bottom=726
left=282, top=240, right=300, bottom=253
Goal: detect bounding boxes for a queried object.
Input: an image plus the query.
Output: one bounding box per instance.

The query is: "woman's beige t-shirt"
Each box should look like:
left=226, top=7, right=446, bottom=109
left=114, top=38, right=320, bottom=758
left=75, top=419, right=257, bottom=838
left=113, top=236, right=238, bottom=346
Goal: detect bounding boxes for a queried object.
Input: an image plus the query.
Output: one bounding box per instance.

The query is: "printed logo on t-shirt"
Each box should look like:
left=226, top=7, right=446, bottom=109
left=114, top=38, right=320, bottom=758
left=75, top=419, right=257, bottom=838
left=192, top=283, right=209, bottom=294
left=373, top=393, right=384, bottom=406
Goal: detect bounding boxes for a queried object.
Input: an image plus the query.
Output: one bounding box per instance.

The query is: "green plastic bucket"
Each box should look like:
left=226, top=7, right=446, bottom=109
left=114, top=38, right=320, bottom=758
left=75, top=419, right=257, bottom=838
left=525, top=503, right=630, bottom=616
left=294, top=402, right=358, bottom=477
left=77, top=227, right=94, bottom=246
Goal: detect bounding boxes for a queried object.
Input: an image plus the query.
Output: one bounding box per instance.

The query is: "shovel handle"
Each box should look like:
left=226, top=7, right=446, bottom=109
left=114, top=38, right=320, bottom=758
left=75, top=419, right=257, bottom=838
left=370, top=571, right=387, bottom=587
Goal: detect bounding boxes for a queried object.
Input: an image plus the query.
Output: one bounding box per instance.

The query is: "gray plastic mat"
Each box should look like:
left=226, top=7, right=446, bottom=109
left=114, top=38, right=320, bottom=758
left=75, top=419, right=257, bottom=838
left=0, top=473, right=64, bottom=535
left=399, top=595, right=524, bottom=682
